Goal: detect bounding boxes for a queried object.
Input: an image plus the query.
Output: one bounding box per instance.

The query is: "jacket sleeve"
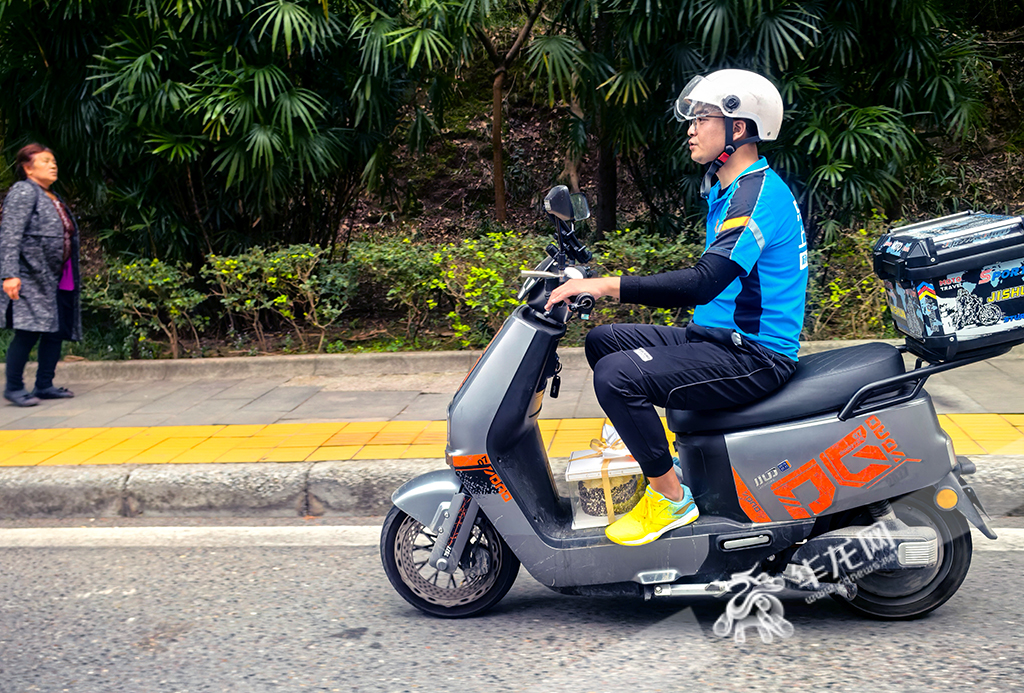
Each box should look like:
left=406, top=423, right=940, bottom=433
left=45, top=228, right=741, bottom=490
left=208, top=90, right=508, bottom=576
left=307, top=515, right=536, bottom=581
left=618, top=253, right=744, bottom=309
left=0, top=182, right=37, bottom=280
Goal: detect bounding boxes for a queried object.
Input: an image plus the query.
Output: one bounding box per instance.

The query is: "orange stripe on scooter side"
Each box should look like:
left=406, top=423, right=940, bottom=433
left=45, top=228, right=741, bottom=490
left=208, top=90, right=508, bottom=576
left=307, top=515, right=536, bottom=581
left=733, top=467, right=772, bottom=523
left=452, top=454, right=490, bottom=469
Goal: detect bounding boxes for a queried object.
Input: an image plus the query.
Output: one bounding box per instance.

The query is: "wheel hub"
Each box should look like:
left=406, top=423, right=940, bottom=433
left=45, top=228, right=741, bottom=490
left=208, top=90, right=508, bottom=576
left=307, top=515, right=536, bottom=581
left=392, top=514, right=502, bottom=608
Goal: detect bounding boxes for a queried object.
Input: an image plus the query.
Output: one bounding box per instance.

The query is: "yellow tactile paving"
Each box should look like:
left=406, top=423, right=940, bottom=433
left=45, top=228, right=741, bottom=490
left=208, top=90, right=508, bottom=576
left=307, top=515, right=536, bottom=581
left=261, top=447, right=318, bottom=462
left=0, top=414, right=1019, bottom=466
left=946, top=414, right=1022, bottom=453
left=548, top=427, right=600, bottom=457
left=168, top=449, right=222, bottom=464
left=152, top=437, right=209, bottom=450
left=216, top=448, right=274, bottom=463
left=305, top=446, right=361, bottom=461
left=992, top=439, right=1024, bottom=454
left=278, top=433, right=334, bottom=448
left=211, top=424, right=266, bottom=438
left=324, top=431, right=376, bottom=446
left=368, top=421, right=430, bottom=445
left=556, top=417, right=607, bottom=430
left=235, top=435, right=290, bottom=448
left=340, top=422, right=389, bottom=432
left=352, top=444, right=409, bottom=460
left=405, top=444, right=446, bottom=458
left=411, top=421, right=447, bottom=445
left=2, top=452, right=58, bottom=466
left=85, top=450, right=141, bottom=464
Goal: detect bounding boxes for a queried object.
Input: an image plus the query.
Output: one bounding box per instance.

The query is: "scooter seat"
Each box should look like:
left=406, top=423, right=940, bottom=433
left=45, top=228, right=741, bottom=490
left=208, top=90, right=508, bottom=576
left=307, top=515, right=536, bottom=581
left=666, top=342, right=906, bottom=434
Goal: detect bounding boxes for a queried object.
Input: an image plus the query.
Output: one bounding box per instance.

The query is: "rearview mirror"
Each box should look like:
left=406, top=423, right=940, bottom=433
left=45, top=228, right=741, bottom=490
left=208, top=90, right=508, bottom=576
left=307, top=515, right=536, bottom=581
left=544, top=186, right=573, bottom=221
left=544, top=186, right=591, bottom=222
left=570, top=193, right=590, bottom=222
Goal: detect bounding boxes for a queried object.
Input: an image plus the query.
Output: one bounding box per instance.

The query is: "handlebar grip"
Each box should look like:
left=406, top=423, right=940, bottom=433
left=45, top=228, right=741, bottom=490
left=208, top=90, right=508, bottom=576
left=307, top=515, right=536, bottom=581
left=573, top=293, right=595, bottom=311
left=570, top=293, right=595, bottom=320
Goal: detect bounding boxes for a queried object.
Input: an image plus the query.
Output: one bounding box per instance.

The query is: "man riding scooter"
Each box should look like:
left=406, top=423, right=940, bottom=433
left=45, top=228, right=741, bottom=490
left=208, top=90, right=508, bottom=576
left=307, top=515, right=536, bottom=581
left=546, top=69, right=809, bottom=546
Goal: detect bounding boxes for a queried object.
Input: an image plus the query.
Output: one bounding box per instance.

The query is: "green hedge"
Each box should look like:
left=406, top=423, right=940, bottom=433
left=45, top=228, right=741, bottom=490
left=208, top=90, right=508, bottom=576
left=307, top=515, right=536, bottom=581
left=76, top=221, right=892, bottom=358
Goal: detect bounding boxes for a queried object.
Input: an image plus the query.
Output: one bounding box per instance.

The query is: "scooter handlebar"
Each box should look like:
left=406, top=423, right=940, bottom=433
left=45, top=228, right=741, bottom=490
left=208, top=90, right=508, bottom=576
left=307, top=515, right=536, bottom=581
left=569, top=292, right=595, bottom=320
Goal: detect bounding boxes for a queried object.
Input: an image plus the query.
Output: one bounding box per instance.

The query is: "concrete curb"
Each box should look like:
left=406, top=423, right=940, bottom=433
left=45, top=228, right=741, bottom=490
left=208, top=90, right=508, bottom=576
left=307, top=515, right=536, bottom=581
left=0, top=455, right=1020, bottom=520
left=967, top=456, right=1024, bottom=517
left=12, top=339, right=1016, bottom=383
left=0, top=459, right=445, bottom=520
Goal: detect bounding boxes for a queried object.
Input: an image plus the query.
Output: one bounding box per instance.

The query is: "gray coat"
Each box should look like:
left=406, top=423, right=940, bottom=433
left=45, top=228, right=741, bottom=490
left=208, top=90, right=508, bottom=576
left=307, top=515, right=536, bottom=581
left=0, top=179, right=82, bottom=340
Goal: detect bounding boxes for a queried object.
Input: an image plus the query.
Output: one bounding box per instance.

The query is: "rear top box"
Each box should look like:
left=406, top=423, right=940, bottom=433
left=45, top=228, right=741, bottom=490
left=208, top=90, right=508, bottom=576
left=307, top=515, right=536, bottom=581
left=873, top=211, right=1024, bottom=361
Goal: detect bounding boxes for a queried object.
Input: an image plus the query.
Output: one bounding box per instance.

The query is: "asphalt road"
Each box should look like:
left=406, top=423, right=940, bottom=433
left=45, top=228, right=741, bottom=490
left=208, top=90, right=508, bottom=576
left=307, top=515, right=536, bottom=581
left=1, top=519, right=1023, bottom=693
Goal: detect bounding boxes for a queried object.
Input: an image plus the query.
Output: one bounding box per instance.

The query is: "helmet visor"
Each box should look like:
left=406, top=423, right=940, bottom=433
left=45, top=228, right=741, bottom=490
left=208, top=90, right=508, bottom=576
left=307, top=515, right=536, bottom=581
left=674, top=75, right=715, bottom=122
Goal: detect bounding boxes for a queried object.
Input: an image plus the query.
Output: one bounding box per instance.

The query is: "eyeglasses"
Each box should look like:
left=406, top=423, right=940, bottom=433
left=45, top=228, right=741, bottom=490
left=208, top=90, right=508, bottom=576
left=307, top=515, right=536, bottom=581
left=689, top=114, right=726, bottom=126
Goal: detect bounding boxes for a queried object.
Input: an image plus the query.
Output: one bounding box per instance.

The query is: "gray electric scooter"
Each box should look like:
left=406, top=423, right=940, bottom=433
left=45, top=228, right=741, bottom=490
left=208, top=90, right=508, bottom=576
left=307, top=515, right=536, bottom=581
left=380, top=186, right=999, bottom=619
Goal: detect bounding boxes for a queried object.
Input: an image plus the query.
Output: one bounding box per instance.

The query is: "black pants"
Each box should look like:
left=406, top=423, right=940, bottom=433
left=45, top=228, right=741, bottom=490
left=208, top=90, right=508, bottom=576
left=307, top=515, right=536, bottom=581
left=585, top=322, right=797, bottom=479
left=4, top=290, right=73, bottom=393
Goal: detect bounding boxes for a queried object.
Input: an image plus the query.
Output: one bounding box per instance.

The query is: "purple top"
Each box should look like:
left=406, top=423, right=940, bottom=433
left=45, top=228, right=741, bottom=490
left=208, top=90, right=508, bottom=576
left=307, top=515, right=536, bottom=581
left=50, top=197, right=75, bottom=291
left=58, top=258, right=74, bottom=291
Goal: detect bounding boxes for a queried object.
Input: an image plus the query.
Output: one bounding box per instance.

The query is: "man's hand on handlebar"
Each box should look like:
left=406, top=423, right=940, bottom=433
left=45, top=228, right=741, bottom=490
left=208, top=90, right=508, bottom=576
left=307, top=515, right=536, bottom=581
left=545, top=277, right=621, bottom=312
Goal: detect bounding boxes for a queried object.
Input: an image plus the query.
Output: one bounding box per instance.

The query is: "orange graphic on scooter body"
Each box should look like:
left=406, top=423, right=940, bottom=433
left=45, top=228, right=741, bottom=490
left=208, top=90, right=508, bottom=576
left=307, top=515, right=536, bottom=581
left=736, top=415, right=922, bottom=522
left=451, top=453, right=513, bottom=502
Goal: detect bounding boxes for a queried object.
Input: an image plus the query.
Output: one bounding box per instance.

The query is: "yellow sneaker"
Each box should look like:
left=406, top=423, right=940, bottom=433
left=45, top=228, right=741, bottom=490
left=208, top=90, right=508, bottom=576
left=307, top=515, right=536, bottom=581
left=605, top=485, right=699, bottom=546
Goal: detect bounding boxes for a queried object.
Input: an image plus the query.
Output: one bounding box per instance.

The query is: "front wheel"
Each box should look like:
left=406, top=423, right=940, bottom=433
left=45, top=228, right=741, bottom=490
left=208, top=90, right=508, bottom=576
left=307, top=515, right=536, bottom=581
left=380, top=505, right=520, bottom=618
left=831, top=492, right=973, bottom=620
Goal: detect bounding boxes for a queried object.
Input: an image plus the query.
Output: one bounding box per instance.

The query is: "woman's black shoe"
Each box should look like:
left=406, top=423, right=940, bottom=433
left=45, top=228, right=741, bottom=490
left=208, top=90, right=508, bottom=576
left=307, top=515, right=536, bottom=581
left=4, top=389, right=41, bottom=407
left=31, top=386, right=74, bottom=399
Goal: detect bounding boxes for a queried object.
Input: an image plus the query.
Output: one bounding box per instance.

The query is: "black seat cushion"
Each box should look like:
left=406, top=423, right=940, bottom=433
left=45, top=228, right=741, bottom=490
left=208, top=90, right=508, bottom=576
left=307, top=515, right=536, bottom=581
left=666, top=343, right=906, bottom=434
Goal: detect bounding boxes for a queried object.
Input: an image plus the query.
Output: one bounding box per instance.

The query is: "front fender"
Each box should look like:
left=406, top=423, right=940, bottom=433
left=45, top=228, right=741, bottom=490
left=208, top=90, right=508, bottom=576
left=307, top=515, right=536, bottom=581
left=391, top=468, right=461, bottom=526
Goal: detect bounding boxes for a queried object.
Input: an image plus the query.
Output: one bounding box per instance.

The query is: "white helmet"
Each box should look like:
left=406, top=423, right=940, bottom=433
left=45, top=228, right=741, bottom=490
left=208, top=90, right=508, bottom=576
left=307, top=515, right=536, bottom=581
left=674, top=69, right=783, bottom=142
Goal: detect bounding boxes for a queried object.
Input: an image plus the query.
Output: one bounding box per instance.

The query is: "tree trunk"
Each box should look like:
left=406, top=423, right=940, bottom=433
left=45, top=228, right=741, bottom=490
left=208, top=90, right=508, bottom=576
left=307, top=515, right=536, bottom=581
left=559, top=98, right=584, bottom=191
left=596, top=136, right=617, bottom=237
left=594, top=11, right=616, bottom=238
left=474, top=1, right=544, bottom=225
left=492, top=70, right=507, bottom=222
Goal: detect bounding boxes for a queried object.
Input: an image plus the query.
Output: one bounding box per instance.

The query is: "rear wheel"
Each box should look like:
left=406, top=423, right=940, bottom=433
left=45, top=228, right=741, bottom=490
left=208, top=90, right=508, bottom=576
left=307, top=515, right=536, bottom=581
left=380, top=505, right=520, bottom=618
left=831, top=492, right=973, bottom=620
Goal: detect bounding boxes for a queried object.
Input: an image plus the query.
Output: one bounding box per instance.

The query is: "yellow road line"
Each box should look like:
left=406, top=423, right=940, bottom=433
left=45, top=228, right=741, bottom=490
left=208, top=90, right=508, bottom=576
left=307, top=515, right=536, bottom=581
left=0, top=414, right=1019, bottom=466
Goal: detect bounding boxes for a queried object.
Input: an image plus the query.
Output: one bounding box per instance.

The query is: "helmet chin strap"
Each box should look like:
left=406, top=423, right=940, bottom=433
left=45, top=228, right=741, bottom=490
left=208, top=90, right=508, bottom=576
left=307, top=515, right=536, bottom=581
left=700, top=150, right=732, bottom=199
left=699, top=117, right=759, bottom=198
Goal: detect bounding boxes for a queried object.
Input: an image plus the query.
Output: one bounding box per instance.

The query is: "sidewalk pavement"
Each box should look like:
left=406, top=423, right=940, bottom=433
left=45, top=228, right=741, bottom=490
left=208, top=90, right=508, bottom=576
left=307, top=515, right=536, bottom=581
left=1, top=341, right=1024, bottom=519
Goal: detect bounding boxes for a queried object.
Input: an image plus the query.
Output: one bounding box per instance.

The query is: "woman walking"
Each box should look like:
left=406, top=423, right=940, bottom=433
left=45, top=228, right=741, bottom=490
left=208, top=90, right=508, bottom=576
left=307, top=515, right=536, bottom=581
left=1, top=144, right=82, bottom=407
